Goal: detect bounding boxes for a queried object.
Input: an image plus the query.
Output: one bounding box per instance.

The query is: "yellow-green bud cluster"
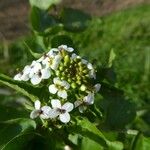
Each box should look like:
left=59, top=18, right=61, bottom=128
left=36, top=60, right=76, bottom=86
left=55, top=53, right=91, bottom=91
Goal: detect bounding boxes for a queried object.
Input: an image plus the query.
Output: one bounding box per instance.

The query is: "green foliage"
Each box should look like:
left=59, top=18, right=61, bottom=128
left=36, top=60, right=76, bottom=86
left=131, top=133, right=150, bottom=150
left=60, top=8, right=91, bottom=32
left=30, top=7, right=58, bottom=34
left=0, top=118, right=36, bottom=149
left=0, top=1, right=150, bottom=149
left=0, top=74, right=49, bottom=102
left=51, top=35, right=73, bottom=48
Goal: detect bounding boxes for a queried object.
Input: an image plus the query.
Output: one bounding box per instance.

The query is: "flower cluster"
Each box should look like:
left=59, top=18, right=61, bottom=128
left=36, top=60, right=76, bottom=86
left=14, top=45, right=101, bottom=123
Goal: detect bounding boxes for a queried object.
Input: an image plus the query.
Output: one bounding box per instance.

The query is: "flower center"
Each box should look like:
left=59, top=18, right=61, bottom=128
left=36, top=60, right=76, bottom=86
left=57, top=108, right=66, bottom=114
left=38, top=71, right=42, bottom=77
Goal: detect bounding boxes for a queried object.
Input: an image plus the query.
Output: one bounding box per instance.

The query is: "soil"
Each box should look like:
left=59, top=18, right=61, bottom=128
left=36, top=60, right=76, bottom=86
left=0, top=0, right=149, bottom=41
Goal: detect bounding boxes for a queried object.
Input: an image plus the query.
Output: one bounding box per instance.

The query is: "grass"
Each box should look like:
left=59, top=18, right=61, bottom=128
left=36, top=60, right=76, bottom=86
left=70, top=4, right=150, bottom=105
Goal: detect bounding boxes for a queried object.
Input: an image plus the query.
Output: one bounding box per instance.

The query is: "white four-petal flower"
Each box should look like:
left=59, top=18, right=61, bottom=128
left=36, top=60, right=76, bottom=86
left=30, top=100, right=51, bottom=119
left=48, top=99, right=74, bottom=123
left=74, top=93, right=94, bottom=113
left=49, top=77, right=70, bottom=99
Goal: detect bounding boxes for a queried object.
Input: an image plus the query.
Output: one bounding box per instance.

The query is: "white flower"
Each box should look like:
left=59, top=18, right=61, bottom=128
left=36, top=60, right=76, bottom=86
left=30, top=67, right=51, bottom=85
left=49, top=77, right=70, bottom=99
left=94, top=83, right=101, bottom=92
left=30, top=100, right=51, bottom=119
left=48, top=99, right=74, bottom=123
left=14, top=68, right=30, bottom=82
left=74, top=93, right=94, bottom=113
left=27, top=62, right=51, bottom=85
left=81, top=59, right=96, bottom=79
left=87, top=63, right=96, bottom=79
left=41, top=54, right=62, bottom=70
left=14, top=72, right=23, bottom=81
left=58, top=45, right=74, bottom=52
left=29, top=62, right=42, bottom=78
left=50, top=55, right=62, bottom=70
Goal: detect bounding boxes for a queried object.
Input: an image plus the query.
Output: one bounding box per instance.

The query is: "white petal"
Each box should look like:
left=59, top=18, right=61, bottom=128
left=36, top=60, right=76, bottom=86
left=62, top=102, right=74, bottom=112
left=74, top=100, right=83, bottom=108
left=84, top=93, right=94, bottom=105
left=51, top=61, right=59, bottom=70
left=94, top=84, right=101, bottom=92
left=41, top=106, right=51, bottom=114
left=79, top=106, right=87, bottom=113
left=58, top=45, right=67, bottom=50
left=37, top=56, right=44, bottom=63
left=48, top=109, right=60, bottom=118
left=33, top=62, right=42, bottom=73
left=47, top=48, right=59, bottom=56
left=21, top=73, right=29, bottom=81
left=67, top=47, right=74, bottom=52
left=55, top=55, right=62, bottom=62
left=58, top=90, right=67, bottom=99
left=31, top=60, right=37, bottom=66
left=89, top=70, right=96, bottom=79
left=30, top=110, right=40, bottom=119
left=51, top=99, right=61, bottom=109
left=40, top=114, right=49, bottom=119
left=61, top=80, right=70, bottom=89
left=23, top=65, right=31, bottom=74
left=34, top=100, right=41, bottom=109
left=40, top=106, right=51, bottom=119
left=59, top=112, right=70, bottom=123
left=30, top=74, right=42, bottom=85
left=71, top=53, right=77, bottom=59
left=49, top=84, right=58, bottom=94
left=82, top=59, right=88, bottom=64
left=14, top=73, right=22, bottom=81
left=42, top=57, right=49, bottom=66
left=51, top=55, right=62, bottom=70
left=53, top=77, right=60, bottom=85
left=87, top=63, right=93, bottom=70
left=41, top=68, right=51, bottom=79
left=29, top=69, right=34, bottom=78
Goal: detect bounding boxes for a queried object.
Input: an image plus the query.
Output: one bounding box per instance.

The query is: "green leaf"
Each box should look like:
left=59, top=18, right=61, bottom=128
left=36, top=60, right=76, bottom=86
left=60, top=8, right=91, bottom=32
left=108, top=49, right=116, bottom=68
left=51, top=35, right=73, bottom=48
left=81, top=137, right=103, bottom=150
left=132, top=134, right=150, bottom=150
left=29, top=0, right=61, bottom=10
left=68, top=118, right=123, bottom=149
left=30, top=7, right=58, bottom=34
left=24, top=42, right=42, bottom=59
left=105, top=98, right=136, bottom=129
left=0, top=73, right=47, bottom=102
left=0, top=118, right=36, bottom=149
left=0, top=104, right=28, bottom=121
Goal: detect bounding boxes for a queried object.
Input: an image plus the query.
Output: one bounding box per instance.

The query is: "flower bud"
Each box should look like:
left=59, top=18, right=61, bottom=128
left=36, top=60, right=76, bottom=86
left=55, top=70, right=60, bottom=76
left=83, top=69, right=88, bottom=74
left=80, top=84, right=86, bottom=91
left=59, top=66, right=64, bottom=71
left=78, top=62, right=82, bottom=67
left=64, top=55, right=70, bottom=63
left=71, top=82, right=77, bottom=89
left=77, top=80, right=81, bottom=85
left=67, top=78, right=71, bottom=83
